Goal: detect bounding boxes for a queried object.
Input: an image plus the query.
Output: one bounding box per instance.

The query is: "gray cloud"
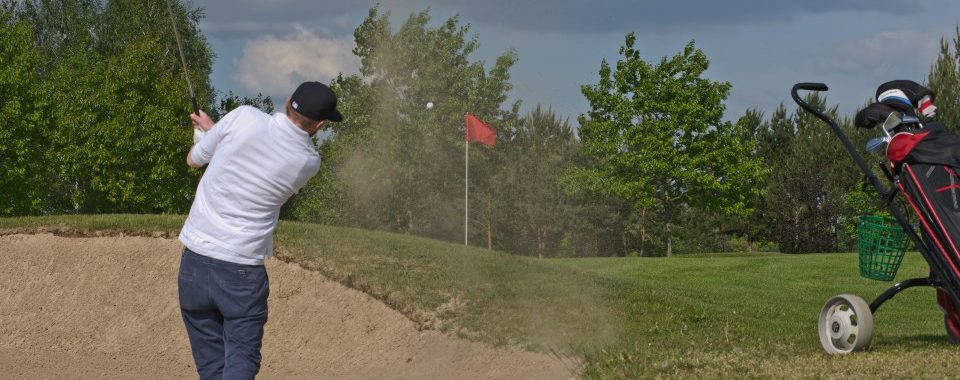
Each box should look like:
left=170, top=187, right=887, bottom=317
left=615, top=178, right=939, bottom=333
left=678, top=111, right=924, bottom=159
left=452, top=0, right=921, bottom=33
left=191, top=0, right=924, bottom=39
left=826, top=30, right=939, bottom=77
left=233, top=25, right=360, bottom=95
left=192, top=0, right=374, bottom=38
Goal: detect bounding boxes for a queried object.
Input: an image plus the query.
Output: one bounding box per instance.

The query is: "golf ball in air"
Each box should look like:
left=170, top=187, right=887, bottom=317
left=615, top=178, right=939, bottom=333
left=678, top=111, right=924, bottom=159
left=426, top=102, right=434, bottom=109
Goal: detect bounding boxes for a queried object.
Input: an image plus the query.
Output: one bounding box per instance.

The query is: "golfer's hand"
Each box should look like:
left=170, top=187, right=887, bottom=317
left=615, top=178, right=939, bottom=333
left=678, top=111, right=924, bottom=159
left=190, top=110, right=214, bottom=132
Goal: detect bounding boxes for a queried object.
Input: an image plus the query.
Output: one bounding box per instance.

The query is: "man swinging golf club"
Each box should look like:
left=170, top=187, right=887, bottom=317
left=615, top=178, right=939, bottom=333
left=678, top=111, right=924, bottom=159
left=178, top=81, right=342, bottom=379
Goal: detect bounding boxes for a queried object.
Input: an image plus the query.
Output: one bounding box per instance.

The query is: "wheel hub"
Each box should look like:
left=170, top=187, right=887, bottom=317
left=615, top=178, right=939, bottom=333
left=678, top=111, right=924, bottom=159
left=829, top=315, right=846, bottom=340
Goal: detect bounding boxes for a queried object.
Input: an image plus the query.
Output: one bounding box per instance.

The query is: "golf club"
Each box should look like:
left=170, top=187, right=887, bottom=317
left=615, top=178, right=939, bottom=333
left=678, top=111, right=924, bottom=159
left=165, top=0, right=199, bottom=116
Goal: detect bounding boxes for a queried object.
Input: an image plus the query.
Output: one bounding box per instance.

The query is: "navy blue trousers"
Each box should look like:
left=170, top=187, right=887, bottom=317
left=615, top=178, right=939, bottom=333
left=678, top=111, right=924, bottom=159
left=178, top=248, right=269, bottom=380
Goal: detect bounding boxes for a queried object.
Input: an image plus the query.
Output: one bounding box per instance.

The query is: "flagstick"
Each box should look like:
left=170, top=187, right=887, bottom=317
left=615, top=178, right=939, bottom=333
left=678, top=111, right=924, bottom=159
left=465, top=139, right=469, bottom=246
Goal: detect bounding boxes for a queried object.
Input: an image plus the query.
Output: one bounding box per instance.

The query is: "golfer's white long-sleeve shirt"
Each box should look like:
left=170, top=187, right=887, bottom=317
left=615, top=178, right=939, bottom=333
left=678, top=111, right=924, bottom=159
left=179, top=106, right=320, bottom=265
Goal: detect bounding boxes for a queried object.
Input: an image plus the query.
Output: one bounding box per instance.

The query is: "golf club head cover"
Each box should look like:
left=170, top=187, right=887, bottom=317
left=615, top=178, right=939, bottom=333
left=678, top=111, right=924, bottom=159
left=875, top=80, right=937, bottom=118
left=917, top=94, right=937, bottom=118
left=855, top=102, right=898, bottom=129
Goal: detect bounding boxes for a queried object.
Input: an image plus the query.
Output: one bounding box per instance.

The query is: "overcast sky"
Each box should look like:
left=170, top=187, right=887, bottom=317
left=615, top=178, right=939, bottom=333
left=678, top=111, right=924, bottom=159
left=192, top=0, right=960, bottom=124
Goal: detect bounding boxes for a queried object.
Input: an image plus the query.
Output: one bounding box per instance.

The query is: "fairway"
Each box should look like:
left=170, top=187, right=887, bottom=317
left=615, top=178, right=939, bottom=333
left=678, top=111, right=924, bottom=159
left=3, top=215, right=960, bottom=378
left=552, top=253, right=957, bottom=378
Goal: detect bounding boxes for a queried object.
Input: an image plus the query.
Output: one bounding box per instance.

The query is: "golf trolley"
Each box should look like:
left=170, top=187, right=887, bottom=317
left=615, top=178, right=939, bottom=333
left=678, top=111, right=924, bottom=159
left=792, top=83, right=960, bottom=354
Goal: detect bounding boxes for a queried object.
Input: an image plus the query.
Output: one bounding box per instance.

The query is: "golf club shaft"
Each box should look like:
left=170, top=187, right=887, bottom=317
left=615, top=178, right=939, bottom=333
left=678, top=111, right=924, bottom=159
left=165, top=0, right=199, bottom=115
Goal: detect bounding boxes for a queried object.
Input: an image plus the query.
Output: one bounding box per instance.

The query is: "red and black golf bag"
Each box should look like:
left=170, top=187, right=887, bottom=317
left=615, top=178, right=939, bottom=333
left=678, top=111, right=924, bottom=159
left=887, top=125, right=960, bottom=341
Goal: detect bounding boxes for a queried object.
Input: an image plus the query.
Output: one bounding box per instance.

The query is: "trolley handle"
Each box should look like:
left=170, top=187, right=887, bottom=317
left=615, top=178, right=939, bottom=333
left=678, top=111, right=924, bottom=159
left=794, top=82, right=829, bottom=92
left=791, top=83, right=831, bottom=126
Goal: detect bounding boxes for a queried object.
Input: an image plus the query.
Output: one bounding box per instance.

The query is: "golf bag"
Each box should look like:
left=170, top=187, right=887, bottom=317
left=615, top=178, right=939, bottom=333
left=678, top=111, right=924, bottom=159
left=888, top=125, right=960, bottom=340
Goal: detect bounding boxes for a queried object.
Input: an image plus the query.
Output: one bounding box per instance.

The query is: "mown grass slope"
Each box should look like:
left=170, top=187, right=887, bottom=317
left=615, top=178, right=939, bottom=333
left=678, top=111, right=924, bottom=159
left=554, top=253, right=955, bottom=378
left=275, top=220, right=617, bottom=354
left=2, top=215, right=958, bottom=378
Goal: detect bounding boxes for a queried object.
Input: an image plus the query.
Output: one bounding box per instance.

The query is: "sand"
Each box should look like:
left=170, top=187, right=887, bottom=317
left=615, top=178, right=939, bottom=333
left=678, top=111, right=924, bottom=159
left=0, top=233, right=574, bottom=379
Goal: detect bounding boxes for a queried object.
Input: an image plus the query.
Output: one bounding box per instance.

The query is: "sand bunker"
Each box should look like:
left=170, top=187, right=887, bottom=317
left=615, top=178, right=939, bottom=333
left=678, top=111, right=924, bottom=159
left=0, top=233, right=573, bottom=379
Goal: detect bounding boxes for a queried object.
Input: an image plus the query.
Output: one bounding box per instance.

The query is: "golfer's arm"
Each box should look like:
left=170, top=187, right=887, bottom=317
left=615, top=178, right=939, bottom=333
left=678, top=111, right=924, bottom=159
left=186, top=146, right=203, bottom=168
left=187, top=124, right=224, bottom=168
left=187, top=107, right=245, bottom=168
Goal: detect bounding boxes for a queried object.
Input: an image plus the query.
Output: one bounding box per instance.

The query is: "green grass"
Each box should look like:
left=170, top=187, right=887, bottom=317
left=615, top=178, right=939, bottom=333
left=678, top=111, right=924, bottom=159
left=554, top=253, right=956, bottom=378
left=0, top=214, right=184, bottom=235
left=275, top=221, right=616, bottom=352
left=3, top=215, right=960, bottom=378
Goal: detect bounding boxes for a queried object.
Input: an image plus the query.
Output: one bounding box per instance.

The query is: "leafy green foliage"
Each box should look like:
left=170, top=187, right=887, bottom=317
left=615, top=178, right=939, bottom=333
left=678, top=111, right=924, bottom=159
left=48, top=40, right=196, bottom=212
left=729, top=108, right=770, bottom=251
left=576, top=33, right=765, bottom=255
left=486, top=105, right=580, bottom=257
left=211, top=91, right=274, bottom=120
left=928, top=28, right=960, bottom=129
left=748, top=96, right=865, bottom=253
left=97, top=0, right=215, bottom=110
left=0, top=10, right=49, bottom=215
left=16, top=0, right=101, bottom=70
left=7, top=0, right=216, bottom=214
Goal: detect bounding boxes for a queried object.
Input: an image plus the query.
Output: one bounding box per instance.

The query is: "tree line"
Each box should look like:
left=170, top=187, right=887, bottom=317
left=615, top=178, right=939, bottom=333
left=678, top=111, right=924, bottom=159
left=4, top=2, right=960, bottom=256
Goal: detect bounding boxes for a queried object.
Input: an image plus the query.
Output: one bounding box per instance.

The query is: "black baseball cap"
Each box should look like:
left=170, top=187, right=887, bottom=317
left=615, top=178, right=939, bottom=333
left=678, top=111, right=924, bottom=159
left=290, top=81, right=343, bottom=122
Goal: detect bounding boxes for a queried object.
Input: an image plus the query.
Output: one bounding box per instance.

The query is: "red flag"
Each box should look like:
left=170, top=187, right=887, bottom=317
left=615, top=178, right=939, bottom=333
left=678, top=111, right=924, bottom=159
left=465, top=113, right=496, bottom=146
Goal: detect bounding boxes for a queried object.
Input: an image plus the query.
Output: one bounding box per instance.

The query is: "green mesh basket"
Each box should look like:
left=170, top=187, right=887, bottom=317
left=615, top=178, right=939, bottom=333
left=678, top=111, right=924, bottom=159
left=856, top=215, right=910, bottom=281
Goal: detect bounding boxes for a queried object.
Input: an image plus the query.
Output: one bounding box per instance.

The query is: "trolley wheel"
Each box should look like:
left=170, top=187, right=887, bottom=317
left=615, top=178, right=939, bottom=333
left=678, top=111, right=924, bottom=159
left=818, top=294, right=874, bottom=354
left=936, top=288, right=960, bottom=344
left=945, top=316, right=960, bottom=344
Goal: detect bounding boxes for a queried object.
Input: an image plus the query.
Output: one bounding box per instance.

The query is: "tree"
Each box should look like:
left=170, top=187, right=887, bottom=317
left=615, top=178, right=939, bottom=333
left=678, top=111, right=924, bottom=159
left=212, top=91, right=274, bottom=120
left=575, top=33, right=765, bottom=256
left=0, top=9, right=49, bottom=215
left=291, top=6, right=518, bottom=244
left=47, top=39, right=196, bottom=212
left=928, top=27, right=960, bottom=129
left=760, top=95, right=861, bottom=253
left=731, top=108, right=769, bottom=251
left=15, top=0, right=216, bottom=213
left=16, top=0, right=100, bottom=72
left=490, top=105, right=579, bottom=258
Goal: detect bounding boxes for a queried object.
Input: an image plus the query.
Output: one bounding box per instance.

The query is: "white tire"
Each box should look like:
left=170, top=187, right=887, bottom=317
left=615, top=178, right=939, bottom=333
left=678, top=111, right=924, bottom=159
left=818, top=294, right=874, bottom=354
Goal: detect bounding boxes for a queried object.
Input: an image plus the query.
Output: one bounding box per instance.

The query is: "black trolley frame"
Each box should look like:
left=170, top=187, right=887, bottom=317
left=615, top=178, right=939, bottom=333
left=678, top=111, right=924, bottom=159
left=791, top=83, right=960, bottom=313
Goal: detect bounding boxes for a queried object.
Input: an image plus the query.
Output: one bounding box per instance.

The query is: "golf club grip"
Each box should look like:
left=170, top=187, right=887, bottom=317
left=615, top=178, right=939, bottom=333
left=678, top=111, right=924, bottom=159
left=191, top=97, right=200, bottom=116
